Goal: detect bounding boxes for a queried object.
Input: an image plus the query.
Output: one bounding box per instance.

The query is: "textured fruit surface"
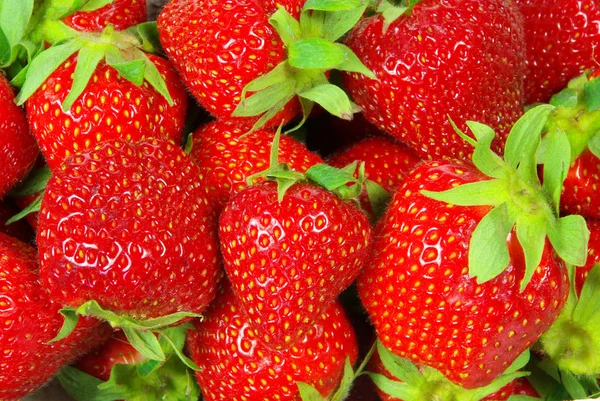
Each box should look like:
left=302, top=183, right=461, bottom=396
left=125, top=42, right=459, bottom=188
left=187, top=285, right=358, bottom=401
left=358, top=160, right=568, bottom=389
left=219, top=181, right=371, bottom=348
left=157, top=0, right=302, bottom=126
left=561, top=150, right=600, bottom=220
left=343, top=0, right=525, bottom=161
left=575, top=219, right=600, bottom=296
left=0, top=233, right=110, bottom=401
left=62, top=0, right=147, bottom=32
left=515, top=0, right=600, bottom=103
left=0, top=75, right=39, bottom=198
left=26, top=54, right=188, bottom=171
left=191, top=120, right=323, bottom=213
left=38, top=139, right=221, bottom=319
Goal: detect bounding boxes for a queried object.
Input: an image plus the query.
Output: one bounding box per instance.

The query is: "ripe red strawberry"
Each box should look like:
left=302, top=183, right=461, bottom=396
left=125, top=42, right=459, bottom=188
left=0, top=74, right=38, bottom=198
left=190, top=120, right=323, bottom=213
left=37, top=138, right=221, bottom=320
left=219, top=179, right=372, bottom=349
left=511, top=378, right=540, bottom=398
left=157, top=0, right=303, bottom=127
left=0, top=232, right=110, bottom=401
left=342, top=0, right=526, bottom=161
left=187, top=285, right=358, bottom=401
left=575, top=220, right=600, bottom=295
left=514, top=0, right=600, bottom=104
left=26, top=53, right=188, bottom=171
left=62, top=0, right=147, bottom=32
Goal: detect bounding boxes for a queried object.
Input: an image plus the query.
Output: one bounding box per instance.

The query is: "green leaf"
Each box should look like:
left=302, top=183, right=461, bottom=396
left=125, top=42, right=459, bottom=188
left=122, top=327, right=165, bottom=362
left=588, top=131, right=600, bottom=159
left=297, top=382, right=326, bottom=401
left=238, top=62, right=292, bottom=106
left=48, top=308, right=80, bottom=343
left=5, top=193, right=42, bottom=226
left=141, top=53, right=174, bottom=106
left=335, top=44, right=376, bottom=79
left=465, top=120, right=509, bottom=179
left=79, top=0, right=115, bottom=12
left=127, top=22, right=161, bottom=54
left=504, top=349, right=530, bottom=375
left=550, top=88, right=578, bottom=109
left=366, top=373, right=415, bottom=400
left=547, top=214, right=589, bottom=266
left=469, top=203, right=516, bottom=283
left=157, top=330, right=200, bottom=371
left=135, top=359, right=163, bottom=378
left=329, top=357, right=355, bottom=401
left=573, top=263, right=600, bottom=331
left=0, top=0, right=34, bottom=49
left=106, top=53, right=146, bottom=86
left=377, top=0, right=410, bottom=26
left=8, top=165, right=51, bottom=197
left=0, top=27, right=10, bottom=65
left=515, top=216, right=547, bottom=291
left=306, top=163, right=358, bottom=191
left=560, top=370, right=588, bottom=400
left=365, top=180, right=391, bottom=221
left=15, top=39, right=84, bottom=105
left=303, top=0, right=363, bottom=11
left=298, top=83, right=358, bottom=120
left=288, top=38, right=346, bottom=70
left=232, top=80, right=296, bottom=117
left=57, top=366, right=129, bottom=401
left=321, top=6, right=369, bottom=42
left=541, top=128, right=571, bottom=212
left=584, top=77, right=600, bottom=112
left=376, top=341, right=423, bottom=385
left=269, top=7, right=301, bottom=46
left=62, top=43, right=106, bottom=111
left=421, top=179, right=509, bottom=207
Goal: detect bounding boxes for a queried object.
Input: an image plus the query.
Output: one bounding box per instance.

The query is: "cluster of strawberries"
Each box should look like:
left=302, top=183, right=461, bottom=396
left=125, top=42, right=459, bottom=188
left=1, top=0, right=600, bottom=400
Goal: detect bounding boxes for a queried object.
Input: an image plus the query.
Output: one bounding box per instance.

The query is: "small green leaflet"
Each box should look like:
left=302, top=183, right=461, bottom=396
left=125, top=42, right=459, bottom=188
left=269, top=7, right=301, bottom=46
left=376, top=340, right=423, bottom=385
left=297, top=382, right=326, bottom=401
left=588, top=131, right=600, bottom=159
left=584, top=76, right=600, bottom=112
left=58, top=366, right=128, bottom=401
left=0, top=0, right=34, bottom=65
left=5, top=193, right=42, bottom=225
left=560, top=369, right=588, bottom=400
left=547, top=214, right=589, bottom=267
left=288, top=38, right=347, bottom=70
left=515, top=216, right=547, bottom=291
left=573, top=263, right=600, bottom=333
left=0, top=27, right=9, bottom=65
left=541, top=128, right=571, bottom=213
left=79, top=0, right=116, bottom=12
left=123, top=327, right=165, bottom=362
left=302, top=0, right=363, bottom=11
left=62, top=43, right=107, bottom=110
left=8, top=165, right=51, bottom=197
left=550, top=88, right=578, bottom=109
left=299, top=84, right=359, bottom=120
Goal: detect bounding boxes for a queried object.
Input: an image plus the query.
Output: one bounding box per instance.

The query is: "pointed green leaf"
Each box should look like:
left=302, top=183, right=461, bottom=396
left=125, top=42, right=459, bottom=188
left=232, top=80, right=296, bottom=117
left=108, top=59, right=146, bottom=86
left=135, top=358, right=163, bottom=378
left=306, top=163, right=358, bottom=191
left=239, top=62, right=292, bottom=102
left=588, top=131, right=600, bottom=159
left=366, top=180, right=391, bottom=220
left=321, top=6, right=369, bottom=42
left=297, top=382, right=326, bottom=401
left=335, top=44, right=376, bottom=79
left=584, top=77, right=600, bottom=112
left=547, top=214, right=589, bottom=266
left=365, top=373, right=415, bottom=400
left=126, top=22, right=161, bottom=54
left=62, top=43, right=106, bottom=111
left=122, top=327, right=165, bottom=362
left=58, top=366, right=129, bottom=401
left=8, top=166, right=51, bottom=197
left=298, top=83, right=357, bottom=120
left=48, top=308, right=80, bottom=343
left=141, top=53, right=174, bottom=106
left=465, top=120, right=509, bottom=179
left=269, top=7, right=301, bottom=47
left=303, top=0, right=363, bottom=11
left=5, top=193, right=42, bottom=226
left=449, top=116, right=476, bottom=147
left=573, top=263, right=600, bottom=332
left=469, top=203, right=516, bottom=283
left=504, top=349, right=530, bottom=375
left=285, top=96, right=315, bottom=134
left=0, top=27, right=10, bottom=65
left=541, top=128, right=571, bottom=213
left=506, top=396, right=540, bottom=401
left=157, top=330, right=200, bottom=371
left=550, top=88, right=578, bottom=109
left=515, top=216, right=547, bottom=291
left=422, top=179, right=508, bottom=207
left=79, top=0, right=118, bottom=13
left=0, top=0, right=34, bottom=49
left=560, top=370, right=588, bottom=400
left=376, top=341, right=423, bottom=385
left=15, top=39, right=84, bottom=105
left=377, top=1, right=409, bottom=26
left=288, top=38, right=346, bottom=70
left=329, top=357, right=356, bottom=401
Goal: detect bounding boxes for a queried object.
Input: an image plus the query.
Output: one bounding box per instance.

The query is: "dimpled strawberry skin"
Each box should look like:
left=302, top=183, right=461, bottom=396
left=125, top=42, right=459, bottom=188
left=26, top=54, right=188, bottom=171
left=358, top=160, right=569, bottom=389
left=62, top=0, right=147, bottom=32
left=219, top=181, right=372, bottom=349
left=37, top=139, right=221, bottom=319
left=187, top=285, right=358, bottom=401
left=561, top=150, right=600, bottom=220
left=157, top=0, right=303, bottom=127
left=0, top=233, right=110, bottom=401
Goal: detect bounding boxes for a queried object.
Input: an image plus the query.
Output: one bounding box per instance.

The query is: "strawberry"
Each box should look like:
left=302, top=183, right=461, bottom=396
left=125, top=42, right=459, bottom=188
left=37, top=138, right=221, bottom=359
left=24, top=52, right=188, bottom=171
left=357, top=106, right=588, bottom=389
left=342, top=0, right=526, bottom=161
left=187, top=285, right=358, bottom=401
left=190, top=120, right=323, bottom=214
left=0, top=232, right=110, bottom=401
left=0, top=74, right=38, bottom=198
left=575, top=220, right=600, bottom=295
left=219, top=176, right=372, bottom=349
left=511, top=378, right=540, bottom=398
left=514, top=0, right=600, bottom=104
left=62, top=0, right=147, bottom=32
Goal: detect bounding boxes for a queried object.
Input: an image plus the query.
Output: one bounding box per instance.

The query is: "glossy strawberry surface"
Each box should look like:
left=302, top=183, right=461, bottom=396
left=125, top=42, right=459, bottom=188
left=358, top=160, right=568, bottom=389
left=191, top=120, right=323, bottom=214
left=62, top=0, right=147, bottom=32
left=0, top=75, right=38, bottom=199
left=157, top=0, right=303, bottom=127
left=514, top=0, right=600, bottom=104
left=38, top=139, right=221, bottom=319
left=26, top=54, right=188, bottom=171
left=219, top=181, right=372, bottom=349
left=561, top=150, right=600, bottom=220
left=343, top=0, right=525, bottom=161
left=187, top=285, right=358, bottom=401
left=575, top=219, right=600, bottom=296
left=0, top=233, right=110, bottom=401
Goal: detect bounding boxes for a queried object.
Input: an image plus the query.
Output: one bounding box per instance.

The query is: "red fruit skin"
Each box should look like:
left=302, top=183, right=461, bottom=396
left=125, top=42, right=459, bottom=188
left=13, top=192, right=40, bottom=232
left=514, top=0, right=600, bottom=104
left=62, top=0, right=147, bottom=31
left=157, top=0, right=302, bottom=127
left=26, top=54, right=188, bottom=171
left=0, top=75, right=39, bottom=199
left=37, top=139, right=221, bottom=319
left=575, top=220, right=600, bottom=295
left=0, top=233, right=110, bottom=401
left=511, top=377, right=540, bottom=397
left=219, top=181, right=372, bottom=349
left=76, top=331, right=144, bottom=382
left=187, top=285, right=358, bottom=401
left=560, top=150, right=600, bottom=220
left=0, top=200, right=35, bottom=243
left=357, top=160, right=569, bottom=389
left=191, top=120, right=323, bottom=214
left=342, top=0, right=525, bottom=161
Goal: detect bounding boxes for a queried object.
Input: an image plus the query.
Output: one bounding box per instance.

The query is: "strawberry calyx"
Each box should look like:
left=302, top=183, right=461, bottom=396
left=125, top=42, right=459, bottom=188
left=231, top=0, right=376, bottom=133
left=422, top=105, right=590, bottom=291
left=58, top=325, right=201, bottom=401
left=368, top=341, right=529, bottom=401
left=51, top=300, right=202, bottom=371
left=371, top=0, right=421, bottom=26
left=543, top=70, right=600, bottom=161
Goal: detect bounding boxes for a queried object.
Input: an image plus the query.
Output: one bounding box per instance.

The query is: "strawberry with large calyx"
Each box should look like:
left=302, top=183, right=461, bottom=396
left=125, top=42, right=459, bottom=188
left=357, top=105, right=589, bottom=390
left=158, top=0, right=375, bottom=131
left=38, top=138, right=221, bottom=369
